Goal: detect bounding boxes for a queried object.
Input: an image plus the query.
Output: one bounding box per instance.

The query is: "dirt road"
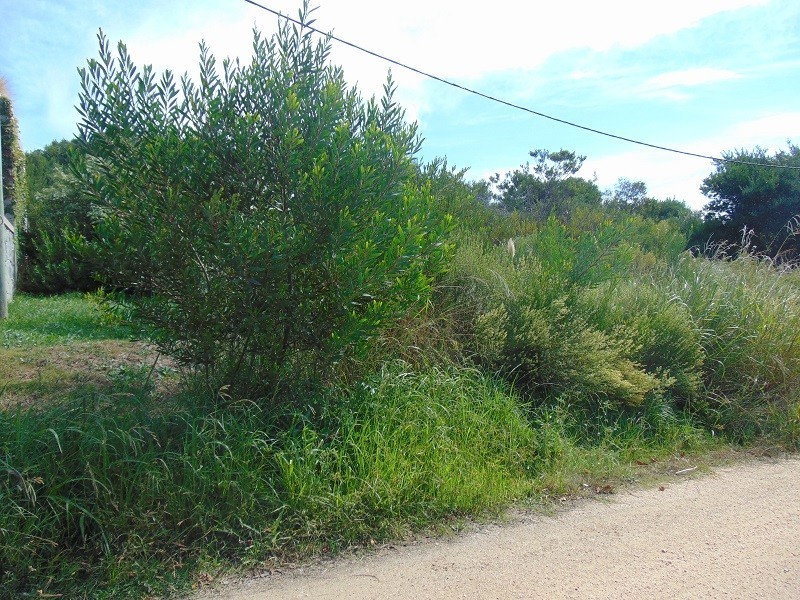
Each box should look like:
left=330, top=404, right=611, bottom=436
left=196, top=457, right=800, bottom=599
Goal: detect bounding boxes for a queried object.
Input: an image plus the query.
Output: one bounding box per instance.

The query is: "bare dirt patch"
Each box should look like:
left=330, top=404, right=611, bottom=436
left=0, top=340, right=178, bottom=409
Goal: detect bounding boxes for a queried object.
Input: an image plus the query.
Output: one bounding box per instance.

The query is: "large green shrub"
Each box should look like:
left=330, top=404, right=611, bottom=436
left=75, top=9, right=452, bottom=398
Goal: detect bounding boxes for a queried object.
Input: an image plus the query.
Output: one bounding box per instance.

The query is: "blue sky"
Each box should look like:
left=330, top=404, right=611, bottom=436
left=2, top=0, right=800, bottom=208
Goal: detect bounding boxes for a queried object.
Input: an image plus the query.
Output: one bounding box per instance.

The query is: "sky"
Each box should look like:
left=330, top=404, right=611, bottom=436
left=2, top=0, right=800, bottom=209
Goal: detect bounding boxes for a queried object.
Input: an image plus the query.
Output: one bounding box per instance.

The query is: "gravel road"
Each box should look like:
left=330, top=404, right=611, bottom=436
left=195, top=457, right=800, bottom=599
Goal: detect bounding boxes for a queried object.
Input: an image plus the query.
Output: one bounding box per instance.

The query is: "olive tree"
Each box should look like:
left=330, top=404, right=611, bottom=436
left=76, top=6, right=452, bottom=399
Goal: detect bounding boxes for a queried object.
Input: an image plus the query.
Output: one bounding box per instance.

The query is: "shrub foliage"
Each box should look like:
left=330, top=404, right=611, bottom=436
left=446, top=219, right=663, bottom=407
left=20, top=167, right=97, bottom=293
left=75, top=9, right=452, bottom=396
left=20, top=139, right=97, bottom=293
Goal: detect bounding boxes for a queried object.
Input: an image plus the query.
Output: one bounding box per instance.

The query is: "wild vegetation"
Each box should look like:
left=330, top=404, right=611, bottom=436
left=1, top=76, right=27, bottom=227
left=21, top=139, right=97, bottom=293
left=3, top=5, right=800, bottom=598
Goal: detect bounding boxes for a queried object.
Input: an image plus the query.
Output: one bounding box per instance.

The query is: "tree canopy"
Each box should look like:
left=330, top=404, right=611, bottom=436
left=491, top=148, right=601, bottom=219
left=696, top=143, right=800, bottom=257
left=25, top=139, right=74, bottom=202
left=603, top=177, right=648, bottom=208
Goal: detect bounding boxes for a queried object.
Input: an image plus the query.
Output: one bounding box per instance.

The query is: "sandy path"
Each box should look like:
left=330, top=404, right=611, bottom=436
left=196, top=458, right=800, bottom=599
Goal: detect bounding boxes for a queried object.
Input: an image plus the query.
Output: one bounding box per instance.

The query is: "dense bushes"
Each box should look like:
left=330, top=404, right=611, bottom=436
left=19, top=167, right=97, bottom=293
left=74, top=13, right=452, bottom=399
left=444, top=219, right=661, bottom=406
left=20, top=139, right=97, bottom=293
left=580, top=280, right=704, bottom=406
left=440, top=214, right=800, bottom=443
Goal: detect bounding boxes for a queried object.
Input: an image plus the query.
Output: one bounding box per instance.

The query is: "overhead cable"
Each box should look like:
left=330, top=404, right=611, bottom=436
left=242, top=0, right=800, bottom=170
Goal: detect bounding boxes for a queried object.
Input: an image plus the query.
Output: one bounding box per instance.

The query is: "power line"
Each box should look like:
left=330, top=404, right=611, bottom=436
left=242, top=0, right=800, bottom=171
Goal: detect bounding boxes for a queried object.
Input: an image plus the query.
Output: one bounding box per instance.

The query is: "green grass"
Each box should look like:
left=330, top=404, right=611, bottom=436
left=1, top=295, right=541, bottom=597
left=1, top=293, right=131, bottom=348
left=273, top=363, right=536, bottom=543
left=528, top=398, right=717, bottom=497
left=0, top=360, right=537, bottom=598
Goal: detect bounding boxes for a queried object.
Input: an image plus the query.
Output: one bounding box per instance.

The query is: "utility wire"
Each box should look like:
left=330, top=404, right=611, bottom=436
left=242, top=0, right=800, bottom=170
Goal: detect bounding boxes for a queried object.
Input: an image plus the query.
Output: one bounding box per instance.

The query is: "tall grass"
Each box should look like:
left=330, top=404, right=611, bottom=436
left=530, top=397, right=712, bottom=496
left=443, top=218, right=800, bottom=445
left=273, top=363, right=536, bottom=543
left=662, top=253, right=800, bottom=440
left=1, top=353, right=713, bottom=598
left=0, top=363, right=535, bottom=598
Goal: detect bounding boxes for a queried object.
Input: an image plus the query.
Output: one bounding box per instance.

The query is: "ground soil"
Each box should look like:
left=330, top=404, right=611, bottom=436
left=0, top=340, right=178, bottom=409
left=193, top=456, right=800, bottom=599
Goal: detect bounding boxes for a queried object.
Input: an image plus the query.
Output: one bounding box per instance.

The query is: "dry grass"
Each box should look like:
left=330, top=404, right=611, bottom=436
left=0, top=339, right=178, bottom=410
left=0, top=293, right=180, bottom=410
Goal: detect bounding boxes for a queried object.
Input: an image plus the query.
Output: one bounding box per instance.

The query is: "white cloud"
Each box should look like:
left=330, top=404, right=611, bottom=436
left=298, top=0, right=767, bottom=79
left=727, top=112, right=800, bottom=143
left=641, top=68, right=742, bottom=100
left=647, top=68, right=742, bottom=89
left=585, top=149, right=711, bottom=209
left=585, top=112, right=800, bottom=209
left=117, top=0, right=768, bottom=119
